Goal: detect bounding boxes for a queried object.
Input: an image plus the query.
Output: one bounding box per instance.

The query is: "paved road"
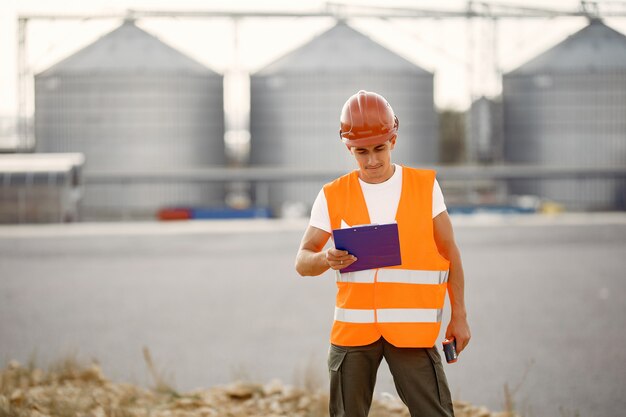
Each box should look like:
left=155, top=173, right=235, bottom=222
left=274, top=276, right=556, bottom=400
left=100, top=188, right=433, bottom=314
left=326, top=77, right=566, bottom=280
left=1, top=215, right=625, bottom=417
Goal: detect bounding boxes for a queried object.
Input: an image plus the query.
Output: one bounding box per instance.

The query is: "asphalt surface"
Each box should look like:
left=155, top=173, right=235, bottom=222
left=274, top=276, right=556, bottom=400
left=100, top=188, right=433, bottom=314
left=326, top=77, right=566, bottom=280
left=1, top=214, right=625, bottom=417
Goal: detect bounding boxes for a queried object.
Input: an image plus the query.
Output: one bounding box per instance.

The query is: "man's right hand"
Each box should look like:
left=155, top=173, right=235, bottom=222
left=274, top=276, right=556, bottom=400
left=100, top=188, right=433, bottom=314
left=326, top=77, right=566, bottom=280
left=296, top=226, right=358, bottom=276
left=325, top=248, right=357, bottom=270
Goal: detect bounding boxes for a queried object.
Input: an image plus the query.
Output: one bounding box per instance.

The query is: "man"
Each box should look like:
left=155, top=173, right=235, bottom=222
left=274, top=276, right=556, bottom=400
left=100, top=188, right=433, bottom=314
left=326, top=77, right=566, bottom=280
left=295, top=90, right=470, bottom=417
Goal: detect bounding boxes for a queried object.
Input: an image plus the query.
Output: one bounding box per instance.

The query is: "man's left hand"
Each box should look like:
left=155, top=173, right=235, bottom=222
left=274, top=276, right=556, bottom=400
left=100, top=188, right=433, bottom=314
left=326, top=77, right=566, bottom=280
left=445, top=315, right=471, bottom=354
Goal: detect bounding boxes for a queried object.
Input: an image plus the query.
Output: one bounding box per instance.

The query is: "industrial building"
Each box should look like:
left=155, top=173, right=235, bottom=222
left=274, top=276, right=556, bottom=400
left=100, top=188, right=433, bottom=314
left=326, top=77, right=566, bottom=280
left=503, top=19, right=626, bottom=210
left=34, top=19, right=226, bottom=220
left=0, top=153, right=84, bottom=223
left=249, top=21, right=439, bottom=215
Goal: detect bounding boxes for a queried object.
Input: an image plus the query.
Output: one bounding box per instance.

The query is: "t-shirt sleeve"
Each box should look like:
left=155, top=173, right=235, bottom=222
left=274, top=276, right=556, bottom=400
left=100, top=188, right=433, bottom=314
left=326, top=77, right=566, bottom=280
left=309, top=188, right=332, bottom=233
left=432, top=178, right=447, bottom=218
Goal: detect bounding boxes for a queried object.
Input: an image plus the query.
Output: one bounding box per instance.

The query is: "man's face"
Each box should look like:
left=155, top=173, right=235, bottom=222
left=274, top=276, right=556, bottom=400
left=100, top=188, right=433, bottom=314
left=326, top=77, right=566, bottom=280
left=349, top=137, right=396, bottom=184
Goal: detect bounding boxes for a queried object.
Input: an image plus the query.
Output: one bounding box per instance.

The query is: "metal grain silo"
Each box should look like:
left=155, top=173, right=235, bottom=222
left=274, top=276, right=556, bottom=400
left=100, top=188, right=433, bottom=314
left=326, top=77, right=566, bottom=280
left=467, top=97, right=503, bottom=164
left=503, top=19, right=626, bottom=210
left=249, top=21, right=438, bottom=215
left=35, top=19, right=225, bottom=219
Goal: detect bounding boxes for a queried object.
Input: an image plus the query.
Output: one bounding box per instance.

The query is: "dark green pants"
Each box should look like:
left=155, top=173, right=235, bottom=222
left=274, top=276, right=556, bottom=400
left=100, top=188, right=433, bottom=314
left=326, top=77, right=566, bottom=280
left=328, top=337, right=454, bottom=417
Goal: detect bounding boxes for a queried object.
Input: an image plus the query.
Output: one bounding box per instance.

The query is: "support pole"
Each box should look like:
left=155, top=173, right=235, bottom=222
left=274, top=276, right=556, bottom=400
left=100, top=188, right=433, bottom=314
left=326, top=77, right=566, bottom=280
left=17, top=17, right=29, bottom=152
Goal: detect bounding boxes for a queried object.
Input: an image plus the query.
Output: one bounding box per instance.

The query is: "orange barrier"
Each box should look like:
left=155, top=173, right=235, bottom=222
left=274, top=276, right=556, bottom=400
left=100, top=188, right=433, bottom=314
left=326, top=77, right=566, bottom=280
left=157, top=208, right=192, bottom=221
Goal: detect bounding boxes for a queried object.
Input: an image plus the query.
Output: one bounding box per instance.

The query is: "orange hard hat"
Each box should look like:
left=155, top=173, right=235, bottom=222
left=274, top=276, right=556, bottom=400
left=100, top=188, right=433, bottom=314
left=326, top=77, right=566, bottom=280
left=339, top=90, right=399, bottom=147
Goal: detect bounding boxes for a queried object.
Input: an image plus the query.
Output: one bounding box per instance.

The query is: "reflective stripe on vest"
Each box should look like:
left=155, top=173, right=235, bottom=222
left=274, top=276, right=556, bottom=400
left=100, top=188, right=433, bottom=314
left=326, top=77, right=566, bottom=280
left=324, top=167, right=451, bottom=348
left=335, top=307, right=443, bottom=323
left=337, top=269, right=449, bottom=285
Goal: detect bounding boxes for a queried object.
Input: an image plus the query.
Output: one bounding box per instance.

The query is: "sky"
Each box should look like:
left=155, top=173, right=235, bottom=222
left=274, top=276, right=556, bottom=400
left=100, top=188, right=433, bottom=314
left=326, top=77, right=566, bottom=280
left=1, top=0, right=626, bottom=119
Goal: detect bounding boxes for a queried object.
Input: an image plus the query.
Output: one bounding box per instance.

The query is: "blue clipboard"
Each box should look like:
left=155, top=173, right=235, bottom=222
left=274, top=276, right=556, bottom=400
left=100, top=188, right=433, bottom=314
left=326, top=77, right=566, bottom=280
left=332, top=223, right=402, bottom=273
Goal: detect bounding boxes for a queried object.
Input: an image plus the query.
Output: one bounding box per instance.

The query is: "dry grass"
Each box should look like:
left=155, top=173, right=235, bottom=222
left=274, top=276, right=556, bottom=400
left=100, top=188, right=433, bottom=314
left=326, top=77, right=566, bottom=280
left=502, top=359, right=535, bottom=417
left=142, top=346, right=178, bottom=397
left=0, top=350, right=514, bottom=417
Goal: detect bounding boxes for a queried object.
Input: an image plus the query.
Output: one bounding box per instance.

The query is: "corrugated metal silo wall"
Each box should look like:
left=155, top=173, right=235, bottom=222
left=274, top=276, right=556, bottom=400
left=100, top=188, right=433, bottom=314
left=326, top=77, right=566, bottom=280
left=35, top=73, right=226, bottom=219
left=249, top=72, right=437, bottom=214
left=503, top=72, right=626, bottom=210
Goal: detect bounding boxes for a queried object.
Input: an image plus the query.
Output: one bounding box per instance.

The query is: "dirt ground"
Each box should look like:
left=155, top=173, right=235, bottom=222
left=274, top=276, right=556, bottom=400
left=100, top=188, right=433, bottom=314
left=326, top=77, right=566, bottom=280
left=0, top=353, right=514, bottom=417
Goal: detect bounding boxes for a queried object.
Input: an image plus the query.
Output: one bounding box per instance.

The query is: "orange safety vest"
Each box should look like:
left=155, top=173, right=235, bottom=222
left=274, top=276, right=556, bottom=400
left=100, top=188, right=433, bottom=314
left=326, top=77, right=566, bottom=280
left=323, top=166, right=450, bottom=348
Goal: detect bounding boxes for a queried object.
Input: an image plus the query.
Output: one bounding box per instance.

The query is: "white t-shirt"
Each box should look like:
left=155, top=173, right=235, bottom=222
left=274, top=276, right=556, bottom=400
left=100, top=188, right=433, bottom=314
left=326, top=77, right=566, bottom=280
left=309, top=164, right=447, bottom=233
